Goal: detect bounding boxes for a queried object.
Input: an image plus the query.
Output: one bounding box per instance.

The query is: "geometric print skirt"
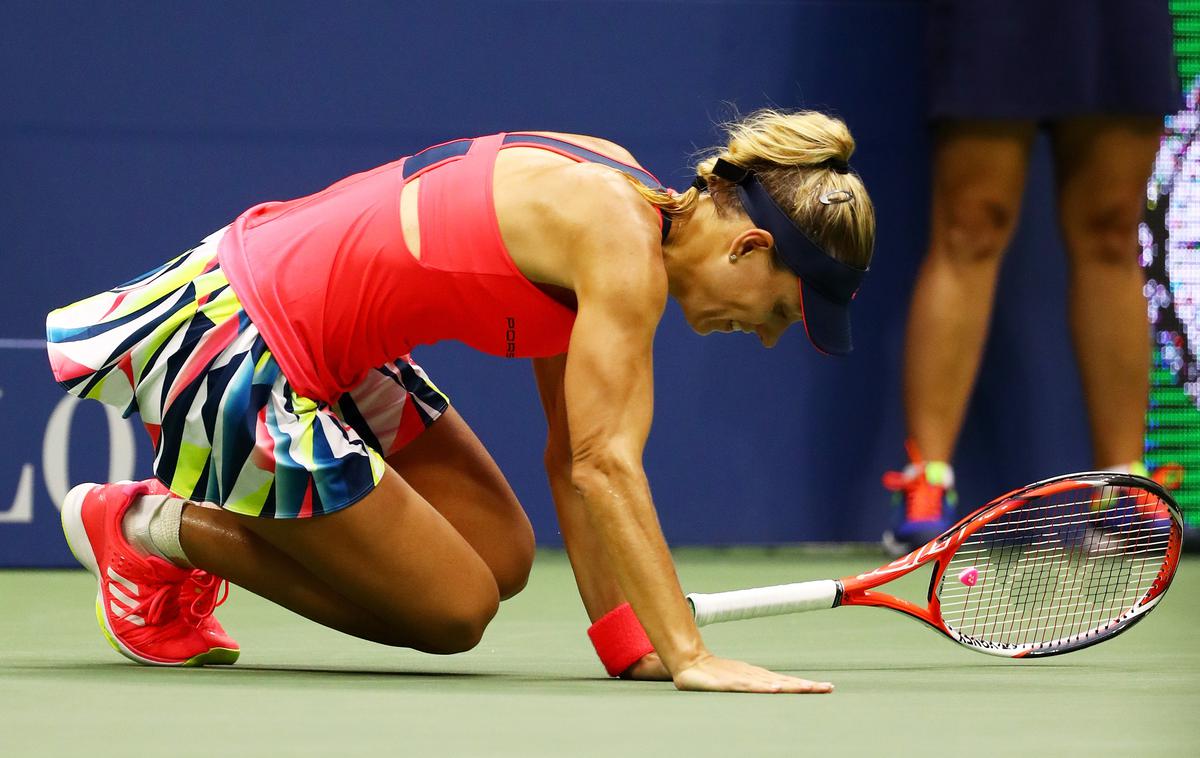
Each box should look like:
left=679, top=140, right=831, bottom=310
left=46, top=228, right=449, bottom=518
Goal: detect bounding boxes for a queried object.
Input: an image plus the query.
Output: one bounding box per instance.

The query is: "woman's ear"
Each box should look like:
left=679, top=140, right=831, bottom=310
left=730, top=228, right=775, bottom=259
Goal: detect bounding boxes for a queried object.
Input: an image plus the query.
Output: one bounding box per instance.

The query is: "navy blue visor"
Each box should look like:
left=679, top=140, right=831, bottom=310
left=703, top=159, right=868, bottom=355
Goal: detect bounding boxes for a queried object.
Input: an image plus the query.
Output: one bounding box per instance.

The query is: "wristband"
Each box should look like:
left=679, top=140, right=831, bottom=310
left=587, top=602, right=655, bottom=677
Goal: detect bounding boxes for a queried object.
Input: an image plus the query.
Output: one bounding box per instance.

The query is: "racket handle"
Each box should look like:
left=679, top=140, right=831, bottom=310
left=687, top=580, right=840, bottom=627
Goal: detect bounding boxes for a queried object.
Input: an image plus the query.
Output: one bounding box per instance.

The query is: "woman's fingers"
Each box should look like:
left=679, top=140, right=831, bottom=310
left=672, top=656, right=834, bottom=694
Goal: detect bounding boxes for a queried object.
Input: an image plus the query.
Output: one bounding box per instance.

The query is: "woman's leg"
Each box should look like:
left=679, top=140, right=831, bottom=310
left=176, top=408, right=533, bottom=651
left=903, top=121, right=1037, bottom=460
left=178, top=505, right=408, bottom=646
left=1052, top=116, right=1162, bottom=467
left=181, top=466, right=500, bottom=654
left=384, top=408, right=536, bottom=601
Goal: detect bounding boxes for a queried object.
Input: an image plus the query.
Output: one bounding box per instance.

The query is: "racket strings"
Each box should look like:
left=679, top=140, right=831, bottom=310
left=986, top=502, right=1151, bottom=646
left=936, top=485, right=1174, bottom=652
left=956, top=495, right=1161, bottom=647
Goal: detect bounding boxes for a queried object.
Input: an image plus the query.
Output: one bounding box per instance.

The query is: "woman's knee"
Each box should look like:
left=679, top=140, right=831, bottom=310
left=928, top=125, right=1031, bottom=265
left=493, top=521, right=535, bottom=600
left=378, top=576, right=501, bottom=654
left=404, top=619, right=492, bottom=656
left=418, top=582, right=501, bottom=654
left=931, top=192, right=1022, bottom=265
left=494, top=552, right=533, bottom=601
left=1061, top=195, right=1145, bottom=268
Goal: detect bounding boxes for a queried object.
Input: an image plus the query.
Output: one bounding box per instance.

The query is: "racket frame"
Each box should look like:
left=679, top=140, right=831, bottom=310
left=688, top=472, right=1183, bottom=658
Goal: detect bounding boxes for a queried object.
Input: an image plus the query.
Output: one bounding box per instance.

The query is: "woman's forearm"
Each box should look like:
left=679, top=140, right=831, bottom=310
left=546, top=461, right=629, bottom=620
left=569, top=460, right=708, bottom=675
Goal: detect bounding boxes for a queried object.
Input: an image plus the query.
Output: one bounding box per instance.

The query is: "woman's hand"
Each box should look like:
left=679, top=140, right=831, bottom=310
left=672, top=654, right=834, bottom=694
left=621, top=652, right=672, bottom=681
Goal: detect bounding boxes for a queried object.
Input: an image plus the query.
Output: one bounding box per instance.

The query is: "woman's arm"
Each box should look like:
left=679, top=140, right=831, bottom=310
left=532, top=354, right=669, bottom=679
left=550, top=187, right=831, bottom=693
left=561, top=261, right=708, bottom=675
left=532, top=354, right=627, bottom=620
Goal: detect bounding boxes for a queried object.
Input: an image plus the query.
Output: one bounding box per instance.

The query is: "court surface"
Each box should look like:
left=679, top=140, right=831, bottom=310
left=2, top=547, right=1197, bottom=757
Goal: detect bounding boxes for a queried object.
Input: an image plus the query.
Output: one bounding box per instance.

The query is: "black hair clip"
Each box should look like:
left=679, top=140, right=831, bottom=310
left=823, top=159, right=851, bottom=175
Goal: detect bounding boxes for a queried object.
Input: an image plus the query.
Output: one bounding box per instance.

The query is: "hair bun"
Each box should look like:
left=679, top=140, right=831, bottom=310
left=693, top=107, right=874, bottom=272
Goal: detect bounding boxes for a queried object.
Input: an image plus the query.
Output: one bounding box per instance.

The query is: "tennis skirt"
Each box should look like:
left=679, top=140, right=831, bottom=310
left=46, top=228, right=449, bottom=518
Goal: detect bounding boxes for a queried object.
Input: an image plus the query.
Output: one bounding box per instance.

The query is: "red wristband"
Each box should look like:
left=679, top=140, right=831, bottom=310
left=587, top=602, right=655, bottom=677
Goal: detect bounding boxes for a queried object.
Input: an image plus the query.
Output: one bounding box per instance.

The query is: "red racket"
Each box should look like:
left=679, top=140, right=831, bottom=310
left=686, top=472, right=1183, bottom=657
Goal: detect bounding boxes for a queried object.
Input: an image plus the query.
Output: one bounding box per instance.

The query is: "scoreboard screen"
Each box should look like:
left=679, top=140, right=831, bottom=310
left=1144, top=1, right=1200, bottom=532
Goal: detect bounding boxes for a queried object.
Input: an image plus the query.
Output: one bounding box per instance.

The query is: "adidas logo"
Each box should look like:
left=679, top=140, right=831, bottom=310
left=106, top=567, right=146, bottom=626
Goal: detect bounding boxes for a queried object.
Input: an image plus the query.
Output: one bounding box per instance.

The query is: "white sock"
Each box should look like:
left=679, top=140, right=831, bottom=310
left=121, top=495, right=192, bottom=568
left=905, top=461, right=956, bottom=488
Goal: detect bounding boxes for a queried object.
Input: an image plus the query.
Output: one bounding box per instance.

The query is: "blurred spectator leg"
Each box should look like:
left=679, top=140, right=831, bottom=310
left=903, top=121, right=1036, bottom=462
left=1053, top=117, right=1161, bottom=468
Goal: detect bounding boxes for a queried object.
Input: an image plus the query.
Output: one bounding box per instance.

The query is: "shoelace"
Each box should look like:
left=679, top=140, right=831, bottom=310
left=882, top=468, right=945, bottom=522
left=181, top=571, right=230, bottom=624
left=882, top=439, right=950, bottom=523
left=120, top=580, right=178, bottom=626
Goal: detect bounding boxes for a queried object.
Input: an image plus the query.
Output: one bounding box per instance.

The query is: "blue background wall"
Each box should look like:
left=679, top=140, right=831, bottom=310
left=1, top=1, right=1095, bottom=566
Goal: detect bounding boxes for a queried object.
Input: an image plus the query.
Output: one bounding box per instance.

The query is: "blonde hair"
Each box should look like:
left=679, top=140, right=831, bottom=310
left=623, top=109, right=875, bottom=270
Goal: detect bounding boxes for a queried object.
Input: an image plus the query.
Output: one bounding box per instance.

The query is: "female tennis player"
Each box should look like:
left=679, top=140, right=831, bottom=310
left=46, top=109, right=874, bottom=694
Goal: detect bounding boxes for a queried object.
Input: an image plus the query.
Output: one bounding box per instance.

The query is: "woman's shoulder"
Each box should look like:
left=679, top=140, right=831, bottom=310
left=495, top=158, right=666, bottom=301
left=514, top=131, right=641, bottom=168
left=496, top=135, right=657, bottom=238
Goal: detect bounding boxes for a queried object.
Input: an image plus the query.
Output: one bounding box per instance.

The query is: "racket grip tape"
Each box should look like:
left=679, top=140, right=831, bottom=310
left=687, top=580, right=841, bottom=627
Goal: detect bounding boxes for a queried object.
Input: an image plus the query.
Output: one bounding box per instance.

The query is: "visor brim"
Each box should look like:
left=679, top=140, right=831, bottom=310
left=798, top=279, right=853, bottom=356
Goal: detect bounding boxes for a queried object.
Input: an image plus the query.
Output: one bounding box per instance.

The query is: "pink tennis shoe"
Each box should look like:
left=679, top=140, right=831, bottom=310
left=60, top=480, right=239, bottom=666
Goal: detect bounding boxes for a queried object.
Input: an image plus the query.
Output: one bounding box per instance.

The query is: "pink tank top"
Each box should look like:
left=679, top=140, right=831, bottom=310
left=218, top=133, right=667, bottom=402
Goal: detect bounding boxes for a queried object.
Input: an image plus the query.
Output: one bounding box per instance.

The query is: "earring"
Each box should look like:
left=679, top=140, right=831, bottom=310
left=728, top=253, right=738, bottom=263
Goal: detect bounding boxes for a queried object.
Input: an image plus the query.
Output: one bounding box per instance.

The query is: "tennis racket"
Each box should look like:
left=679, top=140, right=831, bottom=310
left=686, top=472, right=1183, bottom=657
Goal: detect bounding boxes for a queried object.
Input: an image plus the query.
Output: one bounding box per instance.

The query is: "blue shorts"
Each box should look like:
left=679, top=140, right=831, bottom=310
left=927, top=0, right=1182, bottom=121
